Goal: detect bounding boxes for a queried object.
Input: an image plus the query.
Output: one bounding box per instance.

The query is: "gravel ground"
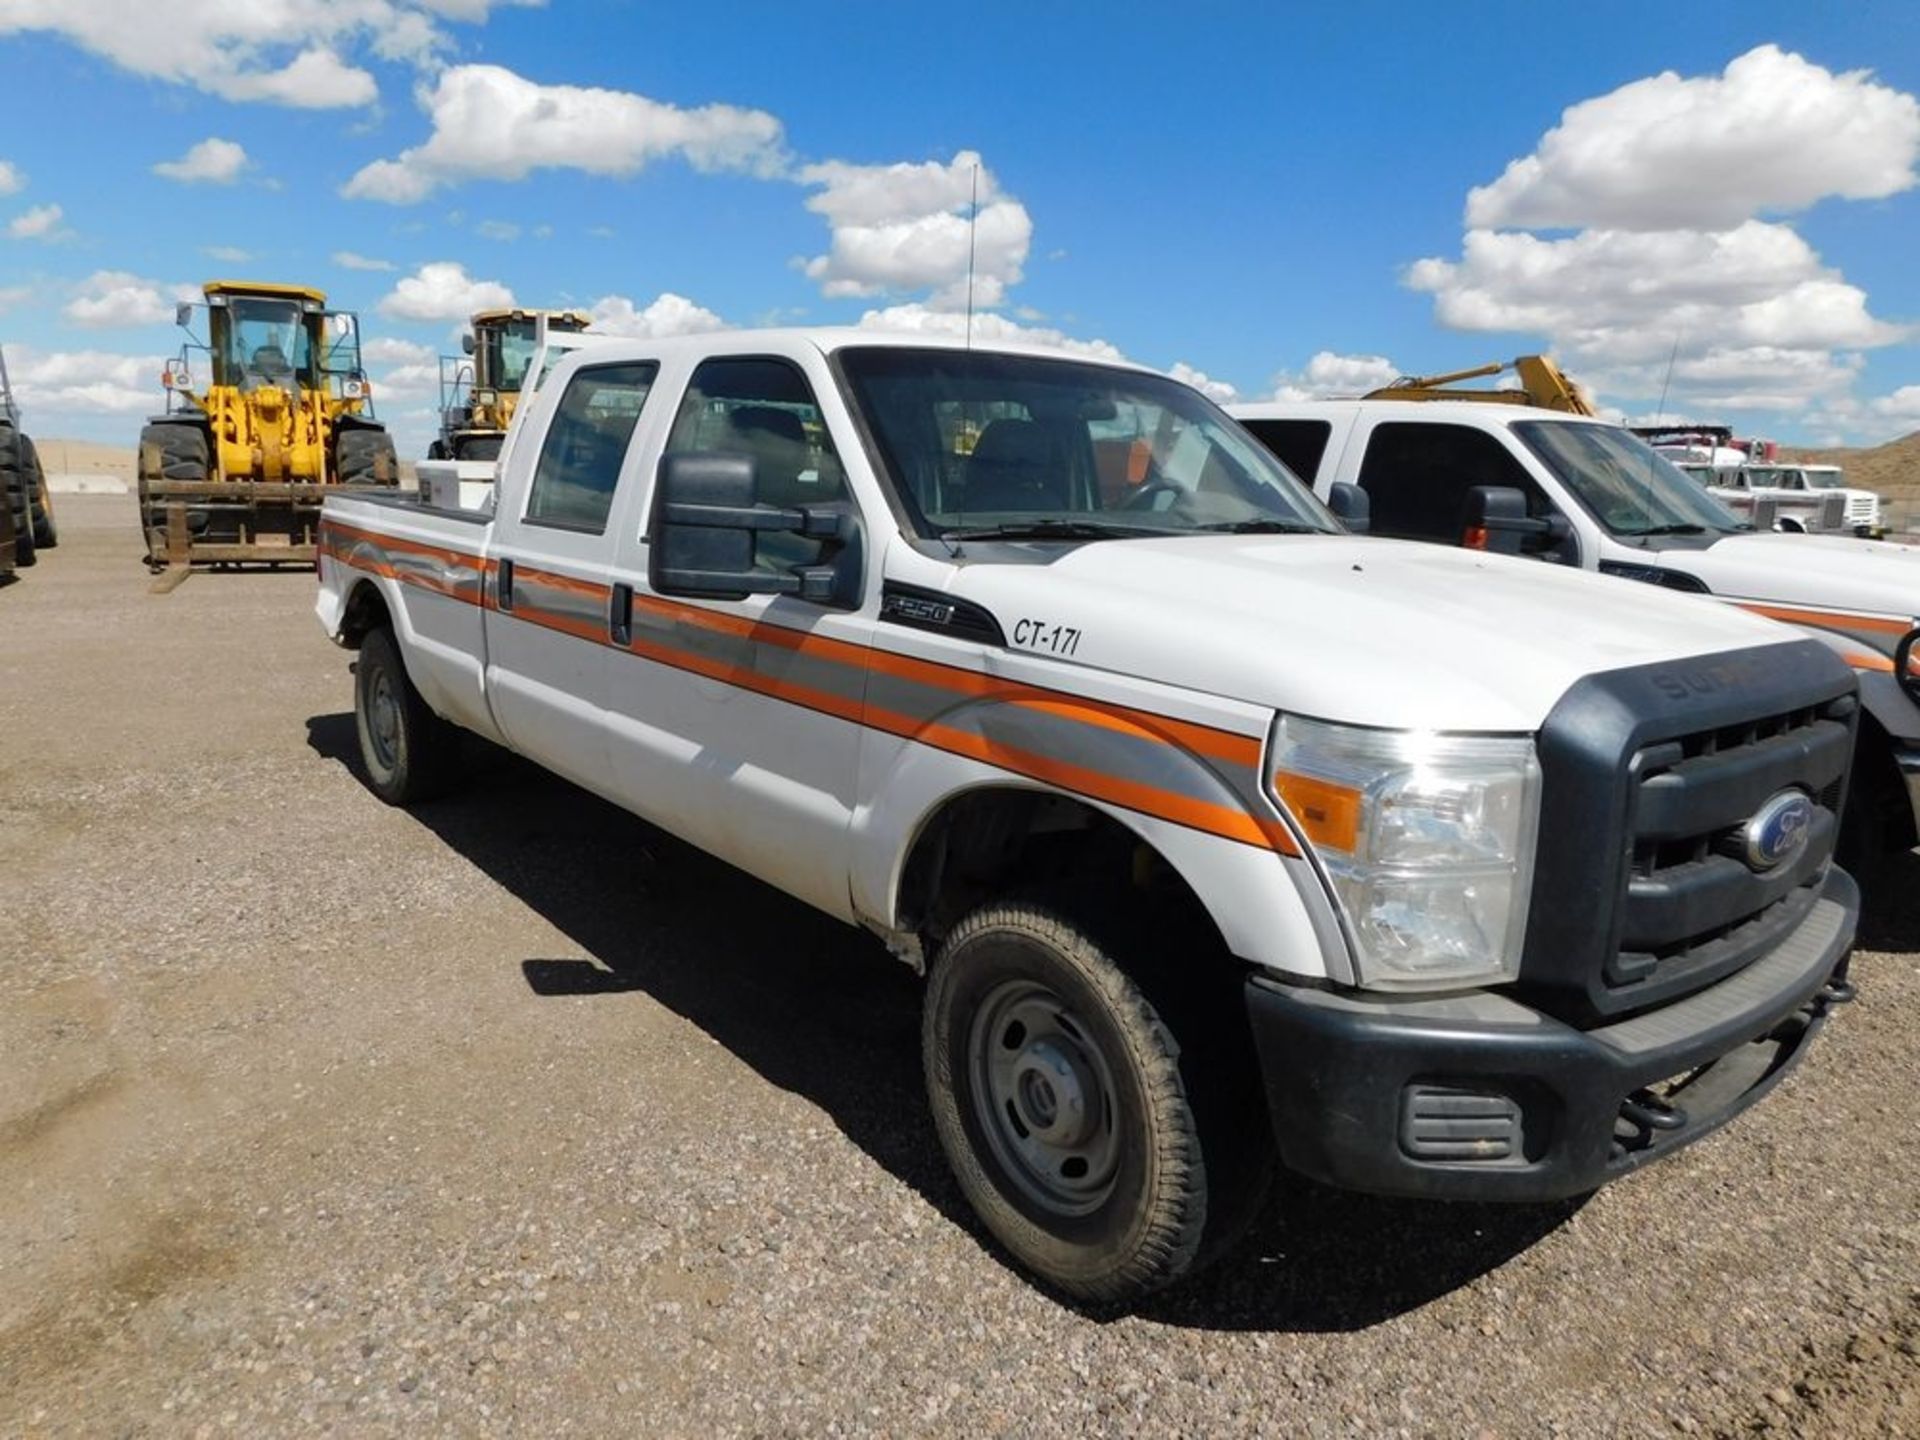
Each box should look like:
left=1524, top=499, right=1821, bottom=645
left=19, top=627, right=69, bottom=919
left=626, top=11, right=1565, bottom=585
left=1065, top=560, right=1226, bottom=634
left=3, top=495, right=1917, bottom=1438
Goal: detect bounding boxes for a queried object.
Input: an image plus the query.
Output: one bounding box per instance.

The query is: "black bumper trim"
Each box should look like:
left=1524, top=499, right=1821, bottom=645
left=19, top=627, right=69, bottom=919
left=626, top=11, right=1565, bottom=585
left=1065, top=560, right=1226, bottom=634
left=1247, top=867, right=1858, bottom=1202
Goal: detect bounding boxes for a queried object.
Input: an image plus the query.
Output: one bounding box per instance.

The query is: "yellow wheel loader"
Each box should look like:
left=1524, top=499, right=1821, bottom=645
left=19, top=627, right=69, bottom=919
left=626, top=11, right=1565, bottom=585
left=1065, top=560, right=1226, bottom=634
left=430, top=308, right=591, bottom=462
left=137, top=280, right=397, bottom=589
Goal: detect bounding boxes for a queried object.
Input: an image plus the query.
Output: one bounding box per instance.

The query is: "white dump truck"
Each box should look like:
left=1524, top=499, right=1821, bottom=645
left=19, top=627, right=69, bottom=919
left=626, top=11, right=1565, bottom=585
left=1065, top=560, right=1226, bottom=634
left=1233, top=397, right=1920, bottom=866
left=318, top=331, right=1858, bottom=1302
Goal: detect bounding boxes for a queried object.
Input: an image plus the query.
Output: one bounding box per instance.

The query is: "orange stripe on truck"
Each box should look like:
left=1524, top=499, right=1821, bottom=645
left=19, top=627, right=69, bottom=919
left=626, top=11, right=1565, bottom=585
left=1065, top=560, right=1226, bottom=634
left=325, top=540, right=1292, bottom=854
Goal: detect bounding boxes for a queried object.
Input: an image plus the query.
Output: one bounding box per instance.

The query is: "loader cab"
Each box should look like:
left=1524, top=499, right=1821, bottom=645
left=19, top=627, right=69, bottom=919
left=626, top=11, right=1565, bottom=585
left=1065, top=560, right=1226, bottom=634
left=468, top=309, right=592, bottom=395
left=172, top=282, right=372, bottom=410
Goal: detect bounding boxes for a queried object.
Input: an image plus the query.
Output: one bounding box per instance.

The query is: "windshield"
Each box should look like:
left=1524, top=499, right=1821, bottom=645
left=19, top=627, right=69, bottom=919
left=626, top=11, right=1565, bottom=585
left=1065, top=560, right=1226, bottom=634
left=220, top=298, right=312, bottom=389
left=837, top=347, right=1339, bottom=540
left=1513, top=420, right=1749, bottom=537
left=1803, top=469, right=1845, bottom=489
left=480, top=319, right=540, bottom=393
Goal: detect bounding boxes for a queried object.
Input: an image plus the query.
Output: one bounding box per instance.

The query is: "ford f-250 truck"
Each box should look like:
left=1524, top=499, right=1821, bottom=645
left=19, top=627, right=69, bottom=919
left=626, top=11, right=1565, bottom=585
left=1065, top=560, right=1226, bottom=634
left=318, top=331, right=1858, bottom=1302
left=1232, top=398, right=1920, bottom=870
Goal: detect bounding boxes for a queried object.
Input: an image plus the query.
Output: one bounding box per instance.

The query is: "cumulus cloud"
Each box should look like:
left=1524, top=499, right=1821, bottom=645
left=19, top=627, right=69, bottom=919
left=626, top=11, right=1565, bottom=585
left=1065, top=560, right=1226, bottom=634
left=362, top=336, right=437, bottom=366
left=377, top=261, right=512, bottom=321
left=588, top=292, right=729, bottom=338
left=1406, top=46, right=1919, bottom=433
left=63, top=270, right=193, bottom=327
left=343, top=64, right=787, bottom=203
left=153, top=137, right=249, bottom=184
left=1167, top=362, right=1238, bottom=404
left=799, top=151, right=1032, bottom=311
left=8, top=202, right=66, bottom=241
left=1469, top=46, right=1920, bottom=232
left=1268, top=351, right=1401, bottom=401
left=8, top=346, right=167, bottom=414
left=475, top=219, right=520, bottom=241
left=857, top=303, right=1123, bottom=362
left=0, top=160, right=21, bottom=194
left=1407, top=223, right=1903, bottom=364
left=0, top=2, right=541, bottom=110
left=203, top=245, right=253, bottom=263
left=332, top=250, right=396, bottom=271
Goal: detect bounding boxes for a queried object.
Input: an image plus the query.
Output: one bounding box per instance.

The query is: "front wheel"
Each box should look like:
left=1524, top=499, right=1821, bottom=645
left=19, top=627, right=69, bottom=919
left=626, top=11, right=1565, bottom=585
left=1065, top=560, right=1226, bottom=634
left=923, top=899, right=1267, bottom=1303
left=354, top=627, right=459, bottom=805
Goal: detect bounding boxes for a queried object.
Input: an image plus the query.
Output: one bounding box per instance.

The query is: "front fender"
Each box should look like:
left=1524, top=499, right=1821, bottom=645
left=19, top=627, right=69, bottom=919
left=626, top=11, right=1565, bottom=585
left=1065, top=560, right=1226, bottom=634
left=849, top=692, right=1351, bottom=983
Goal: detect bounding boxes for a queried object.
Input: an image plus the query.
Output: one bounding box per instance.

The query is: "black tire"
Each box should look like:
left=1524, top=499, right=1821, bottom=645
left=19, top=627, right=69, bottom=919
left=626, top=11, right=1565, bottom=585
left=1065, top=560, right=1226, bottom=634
left=354, top=626, right=459, bottom=805
left=0, top=424, right=32, bottom=567
left=454, top=434, right=503, bottom=463
left=21, top=435, right=56, bottom=548
left=336, top=426, right=398, bottom=487
left=139, top=421, right=212, bottom=481
left=923, top=897, right=1270, bottom=1303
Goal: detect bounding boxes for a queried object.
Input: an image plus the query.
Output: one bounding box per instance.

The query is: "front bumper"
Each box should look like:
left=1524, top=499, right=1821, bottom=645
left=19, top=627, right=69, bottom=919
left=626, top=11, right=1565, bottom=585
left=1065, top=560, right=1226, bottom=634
left=1247, top=867, right=1858, bottom=1202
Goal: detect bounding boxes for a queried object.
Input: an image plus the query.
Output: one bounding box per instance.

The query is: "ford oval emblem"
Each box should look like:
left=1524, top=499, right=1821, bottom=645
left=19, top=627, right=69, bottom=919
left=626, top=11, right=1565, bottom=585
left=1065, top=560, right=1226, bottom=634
left=1743, top=790, right=1814, bottom=871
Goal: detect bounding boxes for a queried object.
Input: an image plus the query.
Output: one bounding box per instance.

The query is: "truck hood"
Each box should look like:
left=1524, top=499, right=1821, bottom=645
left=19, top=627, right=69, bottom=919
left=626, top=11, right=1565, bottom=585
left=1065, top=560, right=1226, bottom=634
left=930, top=535, right=1806, bottom=732
left=1658, top=532, right=1920, bottom=622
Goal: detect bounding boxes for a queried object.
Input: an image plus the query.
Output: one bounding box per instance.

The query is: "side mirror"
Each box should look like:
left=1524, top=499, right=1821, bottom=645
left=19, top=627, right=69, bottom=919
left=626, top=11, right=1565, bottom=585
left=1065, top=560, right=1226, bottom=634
left=461, top=332, right=476, bottom=356
left=649, top=453, right=856, bottom=605
left=1327, top=481, right=1370, bottom=535
left=175, top=303, right=194, bottom=329
left=1463, top=485, right=1552, bottom=556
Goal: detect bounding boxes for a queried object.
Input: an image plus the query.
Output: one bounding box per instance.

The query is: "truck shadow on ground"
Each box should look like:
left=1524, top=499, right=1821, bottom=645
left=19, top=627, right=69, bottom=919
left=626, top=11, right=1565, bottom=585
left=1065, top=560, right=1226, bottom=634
left=309, top=712, right=1587, bottom=1333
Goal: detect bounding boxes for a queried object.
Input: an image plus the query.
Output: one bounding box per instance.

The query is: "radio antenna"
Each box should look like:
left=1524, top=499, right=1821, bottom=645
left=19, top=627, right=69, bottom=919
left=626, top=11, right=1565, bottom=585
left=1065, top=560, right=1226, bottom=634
left=964, top=161, right=979, bottom=351
left=1653, top=333, right=1681, bottom=422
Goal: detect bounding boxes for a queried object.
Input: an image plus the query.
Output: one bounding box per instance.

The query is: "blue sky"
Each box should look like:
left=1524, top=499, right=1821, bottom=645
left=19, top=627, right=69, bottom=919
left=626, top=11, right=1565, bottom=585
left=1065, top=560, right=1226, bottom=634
left=1, top=1, right=1916, bottom=457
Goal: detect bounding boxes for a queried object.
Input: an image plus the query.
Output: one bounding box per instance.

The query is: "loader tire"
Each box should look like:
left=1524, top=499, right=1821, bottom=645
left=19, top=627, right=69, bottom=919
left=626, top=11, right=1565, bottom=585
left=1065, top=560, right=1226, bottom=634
left=139, top=422, right=211, bottom=482
left=0, top=424, right=34, bottom=567
left=21, top=435, right=56, bottom=548
left=336, top=427, right=399, bottom=487
left=354, top=626, right=459, bottom=805
left=454, top=434, right=503, bottom=463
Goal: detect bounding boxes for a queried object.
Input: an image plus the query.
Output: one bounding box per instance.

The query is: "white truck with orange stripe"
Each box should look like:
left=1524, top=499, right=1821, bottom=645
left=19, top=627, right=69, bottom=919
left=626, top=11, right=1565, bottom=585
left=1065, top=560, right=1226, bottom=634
left=1232, top=399, right=1920, bottom=867
left=318, top=332, right=1858, bottom=1304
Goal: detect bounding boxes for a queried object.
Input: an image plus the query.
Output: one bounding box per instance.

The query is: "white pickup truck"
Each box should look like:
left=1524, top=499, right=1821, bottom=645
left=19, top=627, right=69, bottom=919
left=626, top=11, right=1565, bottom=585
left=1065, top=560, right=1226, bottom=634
left=1232, top=399, right=1920, bottom=867
left=318, top=331, right=1858, bottom=1302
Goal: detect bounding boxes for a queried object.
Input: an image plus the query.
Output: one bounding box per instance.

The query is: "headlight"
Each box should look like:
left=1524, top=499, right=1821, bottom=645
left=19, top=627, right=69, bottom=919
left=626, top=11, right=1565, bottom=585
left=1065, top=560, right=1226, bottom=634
left=1269, top=716, right=1541, bottom=990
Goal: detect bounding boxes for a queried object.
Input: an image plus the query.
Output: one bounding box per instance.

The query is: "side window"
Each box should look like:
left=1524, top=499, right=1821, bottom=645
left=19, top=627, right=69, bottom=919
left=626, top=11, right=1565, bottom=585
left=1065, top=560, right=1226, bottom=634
left=1355, top=422, right=1557, bottom=546
left=1240, top=419, right=1332, bottom=485
left=524, top=362, right=658, bottom=533
left=663, top=357, right=847, bottom=571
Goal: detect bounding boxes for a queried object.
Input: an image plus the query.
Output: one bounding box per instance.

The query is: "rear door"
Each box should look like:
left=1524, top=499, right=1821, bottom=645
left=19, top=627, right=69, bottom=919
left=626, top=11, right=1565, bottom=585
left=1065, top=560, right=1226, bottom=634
left=481, top=358, right=662, bottom=794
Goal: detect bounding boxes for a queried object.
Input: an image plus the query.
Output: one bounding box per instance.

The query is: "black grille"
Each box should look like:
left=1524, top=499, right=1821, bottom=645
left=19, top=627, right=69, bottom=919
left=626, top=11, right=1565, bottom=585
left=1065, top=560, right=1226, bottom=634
left=1611, top=702, right=1850, bottom=999
left=1519, top=639, right=1857, bottom=1026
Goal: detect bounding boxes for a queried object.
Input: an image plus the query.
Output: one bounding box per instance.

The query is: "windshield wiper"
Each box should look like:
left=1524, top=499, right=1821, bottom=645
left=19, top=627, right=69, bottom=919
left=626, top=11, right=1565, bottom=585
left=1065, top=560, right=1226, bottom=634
left=941, top=519, right=1168, bottom=542
left=1190, top=519, right=1327, bottom=535
left=1615, top=522, right=1712, bottom=537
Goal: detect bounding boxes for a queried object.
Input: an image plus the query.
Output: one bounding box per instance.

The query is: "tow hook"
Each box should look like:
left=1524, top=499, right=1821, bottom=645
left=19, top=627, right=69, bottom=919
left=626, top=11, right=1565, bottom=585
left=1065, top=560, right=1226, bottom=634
left=1815, top=964, right=1857, bottom=1012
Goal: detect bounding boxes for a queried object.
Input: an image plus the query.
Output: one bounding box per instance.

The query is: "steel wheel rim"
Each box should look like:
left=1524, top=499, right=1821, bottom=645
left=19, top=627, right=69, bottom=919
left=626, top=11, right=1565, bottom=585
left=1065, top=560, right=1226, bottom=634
left=968, top=978, right=1122, bottom=1217
left=366, top=667, right=401, bottom=774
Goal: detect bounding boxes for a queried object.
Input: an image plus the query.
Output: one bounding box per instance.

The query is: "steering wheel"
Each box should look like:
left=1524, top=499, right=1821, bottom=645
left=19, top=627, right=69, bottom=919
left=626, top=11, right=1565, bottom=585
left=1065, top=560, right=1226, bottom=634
left=1112, top=477, right=1184, bottom=513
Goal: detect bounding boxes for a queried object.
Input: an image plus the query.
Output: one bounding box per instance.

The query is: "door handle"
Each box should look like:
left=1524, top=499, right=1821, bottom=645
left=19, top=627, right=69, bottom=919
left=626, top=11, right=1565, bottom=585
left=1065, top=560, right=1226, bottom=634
left=610, top=582, right=632, bottom=646
left=495, top=557, right=514, bottom=611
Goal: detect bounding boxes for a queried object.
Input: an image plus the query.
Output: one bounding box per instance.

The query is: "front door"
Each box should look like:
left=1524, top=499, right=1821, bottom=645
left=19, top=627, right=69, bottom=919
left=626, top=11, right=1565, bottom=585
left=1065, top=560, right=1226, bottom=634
left=603, top=352, right=871, bottom=920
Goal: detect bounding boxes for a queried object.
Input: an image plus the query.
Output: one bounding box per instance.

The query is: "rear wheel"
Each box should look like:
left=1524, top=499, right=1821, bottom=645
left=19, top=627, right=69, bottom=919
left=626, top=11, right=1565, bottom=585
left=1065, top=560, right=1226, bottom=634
left=336, top=427, right=398, bottom=487
left=923, top=897, right=1270, bottom=1303
left=20, top=435, right=56, bottom=548
left=354, top=626, right=459, bottom=805
left=0, top=425, right=34, bottom=567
